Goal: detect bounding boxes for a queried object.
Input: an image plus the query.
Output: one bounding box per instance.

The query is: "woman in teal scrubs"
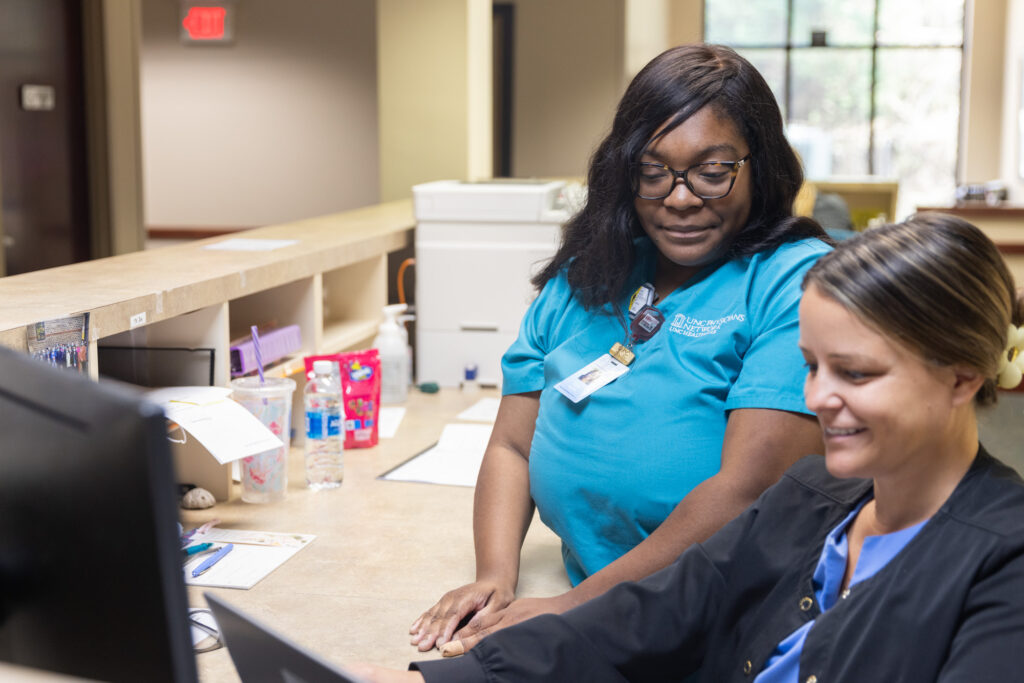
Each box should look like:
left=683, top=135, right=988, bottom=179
left=410, top=44, right=831, bottom=653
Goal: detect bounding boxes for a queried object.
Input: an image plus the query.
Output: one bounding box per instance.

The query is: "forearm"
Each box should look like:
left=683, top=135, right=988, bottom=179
left=470, top=391, right=540, bottom=590
left=471, top=445, right=535, bottom=589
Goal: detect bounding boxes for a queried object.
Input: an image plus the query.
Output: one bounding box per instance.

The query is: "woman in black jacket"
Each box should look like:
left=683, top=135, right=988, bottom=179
left=357, top=213, right=1024, bottom=682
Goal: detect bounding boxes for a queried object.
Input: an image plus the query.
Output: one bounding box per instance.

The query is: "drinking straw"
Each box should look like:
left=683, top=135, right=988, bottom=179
left=250, top=325, right=265, bottom=384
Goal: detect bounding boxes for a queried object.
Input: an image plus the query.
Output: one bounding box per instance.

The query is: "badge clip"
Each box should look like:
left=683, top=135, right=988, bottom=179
left=608, top=342, right=635, bottom=366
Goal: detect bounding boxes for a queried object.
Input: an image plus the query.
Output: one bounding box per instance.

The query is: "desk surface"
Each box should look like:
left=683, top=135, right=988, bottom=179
left=185, top=387, right=566, bottom=681
left=0, top=388, right=567, bottom=682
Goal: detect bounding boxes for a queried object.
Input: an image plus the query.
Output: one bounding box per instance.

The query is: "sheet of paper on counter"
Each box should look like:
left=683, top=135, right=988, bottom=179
left=203, top=238, right=298, bottom=252
left=183, top=529, right=315, bottom=590
left=456, top=397, right=500, bottom=423
left=380, top=423, right=494, bottom=487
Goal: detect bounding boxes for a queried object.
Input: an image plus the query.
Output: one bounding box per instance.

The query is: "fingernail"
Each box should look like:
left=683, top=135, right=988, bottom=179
left=436, top=636, right=447, bottom=646
left=440, top=641, right=465, bottom=657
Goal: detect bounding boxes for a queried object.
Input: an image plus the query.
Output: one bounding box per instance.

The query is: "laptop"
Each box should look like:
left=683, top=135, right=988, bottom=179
left=205, top=593, right=369, bottom=683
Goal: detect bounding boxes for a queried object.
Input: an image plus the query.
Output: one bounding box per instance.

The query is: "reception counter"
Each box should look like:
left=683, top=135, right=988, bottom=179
left=184, top=387, right=567, bottom=681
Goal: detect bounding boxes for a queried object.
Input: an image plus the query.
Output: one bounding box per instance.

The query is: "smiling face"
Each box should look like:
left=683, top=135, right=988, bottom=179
left=633, top=106, right=753, bottom=289
left=798, top=284, right=971, bottom=482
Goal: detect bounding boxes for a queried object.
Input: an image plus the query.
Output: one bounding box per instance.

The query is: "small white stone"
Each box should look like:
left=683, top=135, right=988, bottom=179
left=181, top=487, right=216, bottom=509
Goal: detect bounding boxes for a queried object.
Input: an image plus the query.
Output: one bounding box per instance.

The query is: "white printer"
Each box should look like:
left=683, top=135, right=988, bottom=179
left=413, top=179, right=571, bottom=388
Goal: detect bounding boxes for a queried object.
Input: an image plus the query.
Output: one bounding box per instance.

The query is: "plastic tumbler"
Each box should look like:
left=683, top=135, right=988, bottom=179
left=230, top=376, right=296, bottom=503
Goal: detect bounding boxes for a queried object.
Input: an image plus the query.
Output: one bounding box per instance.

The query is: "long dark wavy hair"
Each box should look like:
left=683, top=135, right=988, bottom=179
left=533, top=44, right=828, bottom=309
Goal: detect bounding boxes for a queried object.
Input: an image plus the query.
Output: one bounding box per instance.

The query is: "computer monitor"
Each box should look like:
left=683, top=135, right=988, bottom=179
left=0, top=346, right=197, bottom=682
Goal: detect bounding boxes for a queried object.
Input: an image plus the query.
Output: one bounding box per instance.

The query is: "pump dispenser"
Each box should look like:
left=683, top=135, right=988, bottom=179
left=374, top=303, right=411, bottom=403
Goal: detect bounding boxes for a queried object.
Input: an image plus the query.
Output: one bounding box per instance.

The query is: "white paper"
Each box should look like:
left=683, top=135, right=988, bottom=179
left=203, top=238, right=298, bottom=252
left=456, top=397, right=500, bottom=423
left=377, top=406, right=406, bottom=438
left=145, top=387, right=283, bottom=464
left=184, top=529, right=316, bottom=590
left=382, top=423, right=493, bottom=487
left=189, top=607, right=219, bottom=646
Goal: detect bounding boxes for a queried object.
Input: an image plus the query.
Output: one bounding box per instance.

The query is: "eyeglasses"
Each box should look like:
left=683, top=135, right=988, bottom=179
left=633, top=155, right=751, bottom=200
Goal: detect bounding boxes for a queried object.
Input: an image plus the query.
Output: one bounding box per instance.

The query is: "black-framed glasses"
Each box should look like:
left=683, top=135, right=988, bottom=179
left=633, top=155, right=751, bottom=200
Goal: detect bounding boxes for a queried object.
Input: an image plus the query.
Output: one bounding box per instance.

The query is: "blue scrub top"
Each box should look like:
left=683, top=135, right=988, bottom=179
left=502, top=236, right=831, bottom=584
left=755, top=499, right=928, bottom=682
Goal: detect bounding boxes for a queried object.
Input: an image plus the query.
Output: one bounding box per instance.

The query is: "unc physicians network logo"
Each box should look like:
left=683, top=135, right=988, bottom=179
left=669, top=313, right=745, bottom=338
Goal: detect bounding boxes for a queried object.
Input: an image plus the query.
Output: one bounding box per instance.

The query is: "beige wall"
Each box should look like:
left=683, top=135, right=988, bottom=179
left=140, top=0, right=379, bottom=228
left=1001, top=0, right=1024, bottom=200
left=507, top=0, right=624, bottom=178
left=136, top=0, right=1022, bottom=225
left=962, top=0, right=1008, bottom=184
left=377, top=0, right=492, bottom=201
left=625, top=0, right=703, bottom=78
left=508, top=0, right=702, bottom=180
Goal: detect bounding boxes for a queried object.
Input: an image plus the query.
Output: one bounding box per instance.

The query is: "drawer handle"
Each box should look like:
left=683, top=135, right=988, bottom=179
left=459, top=322, right=500, bottom=332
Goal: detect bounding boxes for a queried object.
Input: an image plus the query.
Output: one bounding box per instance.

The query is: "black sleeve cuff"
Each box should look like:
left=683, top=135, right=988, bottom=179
left=411, top=651, right=487, bottom=683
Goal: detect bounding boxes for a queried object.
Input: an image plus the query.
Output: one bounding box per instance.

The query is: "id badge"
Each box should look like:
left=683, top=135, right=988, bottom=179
left=553, top=354, right=630, bottom=404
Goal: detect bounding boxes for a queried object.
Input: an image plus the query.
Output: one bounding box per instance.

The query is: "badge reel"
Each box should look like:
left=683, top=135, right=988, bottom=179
left=554, top=283, right=664, bottom=403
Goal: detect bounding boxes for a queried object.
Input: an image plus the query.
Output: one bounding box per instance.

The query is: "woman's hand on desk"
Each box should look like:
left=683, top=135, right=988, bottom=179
left=409, top=579, right=516, bottom=652
left=436, top=595, right=570, bottom=657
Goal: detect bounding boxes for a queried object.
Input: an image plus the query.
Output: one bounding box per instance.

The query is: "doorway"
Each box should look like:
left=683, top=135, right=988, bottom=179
left=0, top=0, right=91, bottom=276
left=493, top=3, right=514, bottom=178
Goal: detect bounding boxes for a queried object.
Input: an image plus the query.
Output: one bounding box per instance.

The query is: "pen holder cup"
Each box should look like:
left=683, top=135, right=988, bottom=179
left=230, top=377, right=296, bottom=503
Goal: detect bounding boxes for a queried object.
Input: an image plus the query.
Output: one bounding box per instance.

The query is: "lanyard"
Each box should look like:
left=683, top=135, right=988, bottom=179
left=609, top=283, right=664, bottom=365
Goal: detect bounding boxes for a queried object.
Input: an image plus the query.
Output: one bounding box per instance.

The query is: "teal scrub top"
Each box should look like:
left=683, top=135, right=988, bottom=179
left=501, top=236, right=831, bottom=585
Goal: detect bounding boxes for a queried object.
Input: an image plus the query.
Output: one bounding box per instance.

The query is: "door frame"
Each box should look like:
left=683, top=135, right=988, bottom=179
left=82, top=0, right=145, bottom=262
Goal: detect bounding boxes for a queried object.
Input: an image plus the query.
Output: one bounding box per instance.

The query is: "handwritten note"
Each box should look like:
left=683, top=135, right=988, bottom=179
left=145, top=386, right=283, bottom=464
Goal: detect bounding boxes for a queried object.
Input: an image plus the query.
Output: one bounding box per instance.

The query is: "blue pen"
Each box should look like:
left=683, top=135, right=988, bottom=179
left=181, top=542, right=214, bottom=558
left=191, top=543, right=234, bottom=578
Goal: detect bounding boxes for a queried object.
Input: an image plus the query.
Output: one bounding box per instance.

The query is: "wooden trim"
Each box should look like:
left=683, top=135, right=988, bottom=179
left=80, top=0, right=145, bottom=258
left=82, top=0, right=111, bottom=259
left=147, top=226, right=253, bottom=240
left=918, top=205, right=1024, bottom=219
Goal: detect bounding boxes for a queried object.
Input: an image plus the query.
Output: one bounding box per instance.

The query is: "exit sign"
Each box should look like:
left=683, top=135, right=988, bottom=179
left=180, top=3, right=235, bottom=44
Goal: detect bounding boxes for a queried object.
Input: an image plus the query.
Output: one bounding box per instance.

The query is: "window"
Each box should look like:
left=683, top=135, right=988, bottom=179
left=705, top=0, right=965, bottom=220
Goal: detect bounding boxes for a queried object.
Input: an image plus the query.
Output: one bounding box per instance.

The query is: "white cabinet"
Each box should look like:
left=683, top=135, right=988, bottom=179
left=413, top=180, right=569, bottom=387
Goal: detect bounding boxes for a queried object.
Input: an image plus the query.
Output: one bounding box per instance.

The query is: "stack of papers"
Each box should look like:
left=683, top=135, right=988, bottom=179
left=183, top=529, right=315, bottom=590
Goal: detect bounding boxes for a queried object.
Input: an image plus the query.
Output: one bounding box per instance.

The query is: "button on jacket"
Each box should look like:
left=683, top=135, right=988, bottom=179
left=414, top=449, right=1024, bottom=682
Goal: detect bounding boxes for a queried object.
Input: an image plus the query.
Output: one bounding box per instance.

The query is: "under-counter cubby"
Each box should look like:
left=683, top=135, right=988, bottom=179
left=0, top=199, right=415, bottom=499
left=322, top=254, right=388, bottom=354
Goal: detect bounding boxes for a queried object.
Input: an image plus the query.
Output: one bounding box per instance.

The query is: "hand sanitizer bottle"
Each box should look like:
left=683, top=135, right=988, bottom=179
left=373, top=303, right=410, bottom=404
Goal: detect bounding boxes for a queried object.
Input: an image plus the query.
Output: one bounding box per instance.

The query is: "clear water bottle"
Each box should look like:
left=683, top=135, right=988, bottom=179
left=304, top=360, right=344, bottom=490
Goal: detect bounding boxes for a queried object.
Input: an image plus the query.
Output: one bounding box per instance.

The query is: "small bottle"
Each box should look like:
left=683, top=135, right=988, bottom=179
left=374, top=303, right=411, bottom=404
left=304, top=360, right=344, bottom=490
left=461, top=363, right=480, bottom=396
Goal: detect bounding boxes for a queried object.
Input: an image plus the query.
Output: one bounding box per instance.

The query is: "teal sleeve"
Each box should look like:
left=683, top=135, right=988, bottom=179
left=500, top=273, right=574, bottom=396
left=725, top=240, right=830, bottom=415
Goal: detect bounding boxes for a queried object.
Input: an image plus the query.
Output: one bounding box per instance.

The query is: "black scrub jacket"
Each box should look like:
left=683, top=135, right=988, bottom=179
left=415, top=448, right=1024, bottom=682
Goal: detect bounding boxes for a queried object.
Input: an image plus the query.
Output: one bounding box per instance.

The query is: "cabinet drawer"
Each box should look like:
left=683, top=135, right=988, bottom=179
left=415, top=239, right=554, bottom=333
left=416, top=329, right=516, bottom=388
